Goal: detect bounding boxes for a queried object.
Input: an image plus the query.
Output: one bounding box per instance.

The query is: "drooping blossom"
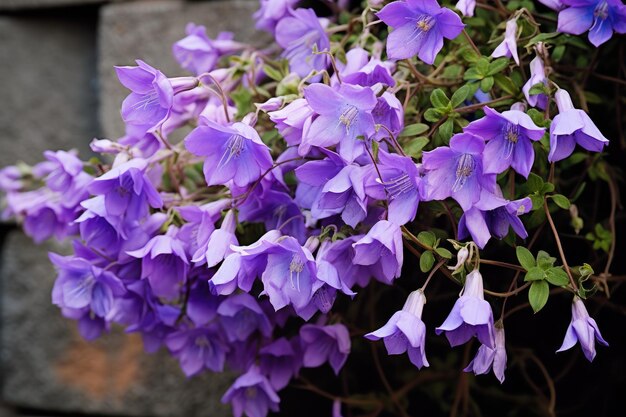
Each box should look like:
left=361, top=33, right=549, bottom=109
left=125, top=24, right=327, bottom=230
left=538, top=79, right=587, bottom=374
left=221, top=365, right=280, bottom=417
left=366, top=289, right=429, bottom=368
left=464, top=322, right=507, bottom=383
left=464, top=105, right=545, bottom=178
left=371, top=91, right=405, bottom=140
left=301, top=83, right=377, bottom=161
left=300, top=323, right=351, bottom=375
left=254, top=0, right=299, bottom=33
left=353, top=220, right=403, bottom=284
left=115, top=60, right=198, bottom=136
left=315, top=235, right=371, bottom=289
left=557, top=296, right=608, bottom=361
left=269, top=98, right=315, bottom=146
left=275, top=8, right=330, bottom=77
left=193, top=209, right=239, bottom=267
left=377, top=0, right=464, bottom=64
left=491, top=19, right=519, bottom=65
left=522, top=55, right=549, bottom=110
left=538, top=0, right=566, bottom=10
left=456, top=0, right=476, bottom=16
left=336, top=47, right=396, bottom=87
left=185, top=119, right=273, bottom=187
left=548, top=89, right=609, bottom=162
left=165, top=325, right=229, bottom=375
left=217, top=293, right=273, bottom=342
left=422, top=133, right=496, bottom=211
left=436, top=269, right=495, bottom=348
left=557, top=0, right=626, bottom=47
left=259, top=337, right=302, bottom=390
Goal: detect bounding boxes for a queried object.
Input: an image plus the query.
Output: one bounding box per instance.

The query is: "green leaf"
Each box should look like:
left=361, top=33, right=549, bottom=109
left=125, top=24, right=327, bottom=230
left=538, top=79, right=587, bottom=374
left=527, top=173, right=544, bottom=193
left=424, top=108, right=444, bottom=123
left=545, top=268, right=570, bottom=286
left=552, top=44, right=566, bottom=62
left=529, top=82, right=548, bottom=96
left=399, top=123, right=429, bottom=137
left=524, top=32, right=560, bottom=48
left=420, top=250, right=436, bottom=273
left=459, top=46, right=481, bottom=63
left=404, top=136, right=429, bottom=158
left=524, top=266, right=545, bottom=282
left=430, top=89, right=450, bottom=109
left=493, top=73, right=518, bottom=95
left=435, top=247, right=453, bottom=259
left=550, top=194, right=571, bottom=209
left=541, top=182, right=555, bottom=194
left=263, top=65, right=284, bottom=82
left=516, top=246, right=536, bottom=270
left=480, top=76, right=494, bottom=92
left=529, top=194, right=544, bottom=210
left=529, top=280, right=550, bottom=313
left=417, top=231, right=437, bottom=248
left=438, top=118, right=454, bottom=141
left=527, top=108, right=546, bottom=127
left=536, top=251, right=557, bottom=269
left=442, top=64, right=463, bottom=79
left=487, top=58, right=510, bottom=75
left=450, top=85, right=471, bottom=108
left=476, top=58, right=489, bottom=75
left=463, top=67, right=484, bottom=81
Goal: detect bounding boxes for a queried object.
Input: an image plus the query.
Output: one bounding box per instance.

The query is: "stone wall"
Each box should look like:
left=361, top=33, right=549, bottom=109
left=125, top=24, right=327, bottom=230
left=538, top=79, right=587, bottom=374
left=0, top=1, right=261, bottom=415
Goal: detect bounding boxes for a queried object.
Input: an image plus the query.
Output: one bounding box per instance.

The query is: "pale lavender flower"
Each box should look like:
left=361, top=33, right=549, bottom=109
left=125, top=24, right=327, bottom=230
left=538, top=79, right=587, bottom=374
left=557, top=296, right=608, bottom=361
left=353, top=220, right=403, bottom=284
left=491, top=19, right=520, bottom=65
left=456, top=0, right=476, bottom=16
left=254, top=0, right=299, bottom=33
left=165, top=325, right=228, bottom=375
left=464, top=322, right=507, bottom=383
left=522, top=56, right=549, bottom=110
left=221, top=365, right=280, bottom=417
left=538, top=0, right=566, bottom=10
left=549, top=89, right=609, bottom=162
left=217, top=293, right=273, bottom=342
left=259, top=337, right=302, bottom=390
left=193, top=209, right=239, bottom=267
left=558, top=0, right=626, bottom=47
left=300, top=323, right=351, bottom=375
left=436, top=270, right=495, bottom=348
left=365, top=290, right=429, bottom=368
left=269, top=98, right=315, bottom=146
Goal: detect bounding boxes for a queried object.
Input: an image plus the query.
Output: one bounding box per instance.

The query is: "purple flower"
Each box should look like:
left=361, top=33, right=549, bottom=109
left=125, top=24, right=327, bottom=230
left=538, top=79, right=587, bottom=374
left=115, top=60, right=198, bottom=136
left=422, top=133, right=496, bottom=211
left=548, top=89, right=609, bottom=162
left=173, top=24, right=243, bottom=75
left=365, top=290, right=429, bottom=368
left=539, top=0, right=566, bottom=10
left=377, top=0, right=464, bottom=64
left=165, top=325, right=229, bottom=375
left=300, top=323, right=351, bottom=375
left=557, top=296, right=608, bottom=361
left=558, top=0, right=626, bottom=47
left=464, top=106, right=545, bottom=178
left=436, top=270, right=495, bottom=348
left=254, top=0, right=299, bottom=33
left=464, top=323, right=507, bottom=383
left=371, top=91, right=405, bottom=140
left=217, top=293, right=273, bottom=342
left=193, top=209, right=239, bottom=267
left=259, top=337, right=302, bottom=390
left=336, top=47, right=396, bottom=87
left=177, top=199, right=231, bottom=263
left=185, top=120, right=273, bottom=187
left=522, top=56, right=549, bottom=110
left=301, top=83, right=377, bottom=162
left=456, top=0, right=476, bottom=16
left=491, top=19, right=520, bottom=65
left=221, top=365, right=280, bottom=417
left=365, top=150, right=421, bottom=226
left=353, top=220, right=403, bottom=284
left=127, top=228, right=189, bottom=300
left=269, top=98, right=314, bottom=146
left=43, top=150, right=88, bottom=193
left=275, top=8, right=330, bottom=77
left=316, top=236, right=371, bottom=288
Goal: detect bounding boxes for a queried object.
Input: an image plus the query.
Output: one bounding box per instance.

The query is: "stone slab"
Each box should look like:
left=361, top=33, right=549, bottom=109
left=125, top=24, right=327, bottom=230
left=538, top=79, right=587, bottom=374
left=0, top=231, right=234, bottom=416
left=99, top=0, right=266, bottom=139
left=0, top=13, right=98, bottom=168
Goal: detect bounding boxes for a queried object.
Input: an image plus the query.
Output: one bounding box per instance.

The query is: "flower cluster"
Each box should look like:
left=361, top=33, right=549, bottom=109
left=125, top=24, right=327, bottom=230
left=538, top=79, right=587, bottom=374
left=0, top=0, right=620, bottom=416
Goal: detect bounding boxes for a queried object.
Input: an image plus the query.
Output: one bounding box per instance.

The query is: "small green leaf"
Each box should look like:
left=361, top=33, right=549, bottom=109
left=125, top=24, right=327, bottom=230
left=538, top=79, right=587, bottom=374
left=487, top=58, right=510, bottom=75
left=550, top=194, right=571, bottom=209
left=450, top=85, right=471, bottom=108
left=438, top=118, right=454, bottom=141
left=536, top=251, right=557, bottom=269
left=435, top=247, right=453, bottom=259
left=420, top=250, right=436, bottom=273
left=541, top=182, right=555, bottom=194
left=480, top=76, right=494, bottom=92
left=263, top=65, right=284, bottom=82
left=524, top=266, right=545, bottom=282
left=403, top=136, right=429, bottom=158
left=493, top=74, right=518, bottom=95
left=459, top=47, right=481, bottom=63
left=516, top=246, right=536, bottom=270
left=463, top=67, right=484, bottom=81
left=545, top=268, right=569, bottom=286
left=527, top=173, right=544, bottom=193
left=529, top=280, right=550, bottom=313
left=524, top=32, right=560, bottom=48
left=424, top=108, right=444, bottom=122
left=399, top=123, right=429, bottom=137
left=552, top=44, right=566, bottom=62
left=430, top=89, right=450, bottom=109
left=476, top=58, right=489, bottom=74
left=417, top=231, right=437, bottom=248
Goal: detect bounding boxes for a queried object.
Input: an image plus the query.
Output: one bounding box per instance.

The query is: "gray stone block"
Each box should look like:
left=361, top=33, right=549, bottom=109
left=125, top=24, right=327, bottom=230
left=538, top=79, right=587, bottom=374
left=0, top=231, right=234, bottom=416
left=0, top=14, right=98, bottom=168
left=99, top=0, right=266, bottom=139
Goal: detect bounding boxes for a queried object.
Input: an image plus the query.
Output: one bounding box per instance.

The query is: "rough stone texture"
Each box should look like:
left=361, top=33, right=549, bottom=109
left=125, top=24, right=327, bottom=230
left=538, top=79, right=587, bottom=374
left=0, top=12, right=98, bottom=168
left=99, top=0, right=266, bottom=139
left=0, top=231, right=234, bottom=416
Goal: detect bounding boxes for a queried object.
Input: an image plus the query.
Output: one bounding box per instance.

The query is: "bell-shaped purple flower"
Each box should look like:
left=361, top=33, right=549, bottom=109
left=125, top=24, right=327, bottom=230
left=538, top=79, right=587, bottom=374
left=377, top=0, right=464, bottom=64
left=217, top=293, right=273, bottom=342
left=539, top=0, right=566, bottom=10
left=221, top=365, right=280, bottom=417
left=522, top=56, right=549, bottom=110
left=353, top=220, right=403, bottom=284
left=549, top=89, right=609, bottom=162
left=464, top=322, right=507, bottom=383
left=43, top=150, right=88, bottom=193
left=491, top=19, right=520, bottom=65
left=300, top=323, right=351, bottom=375
left=269, top=98, right=314, bottom=146
left=436, top=270, right=495, bottom=348
left=365, top=289, right=429, bottom=368
left=422, top=133, right=496, bottom=211
left=193, top=209, right=239, bottom=267
left=464, top=106, right=545, bottom=178
left=372, top=91, right=405, bottom=140
left=557, top=296, right=608, bottom=361
left=456, top=0, right=476, bottom=16
left=301, top=83, right=377, bottom=161
left=165, top=325, right=229, bottom=375
left=255, top=0, right=299, bottom=33
left=185, top=120, right=273, bottom=187
left=115, top=60, right=198, bottom=136
left=336, top=47, right=396, bottom=88
left=275, top=8, right=330, bottom=77
left=558, top=0, right=626, bottom=47
left=259, top=337, right=302, bottom=390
